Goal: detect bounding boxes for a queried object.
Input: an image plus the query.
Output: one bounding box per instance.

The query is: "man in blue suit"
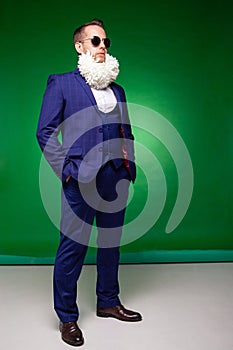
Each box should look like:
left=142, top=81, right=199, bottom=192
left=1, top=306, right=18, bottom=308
left=37, top=19, right=142, bottom=347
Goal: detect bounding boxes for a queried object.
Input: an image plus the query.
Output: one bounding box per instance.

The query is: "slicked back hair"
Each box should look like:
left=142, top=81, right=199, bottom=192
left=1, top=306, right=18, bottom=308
left=73, top=19, right=105, bottom=44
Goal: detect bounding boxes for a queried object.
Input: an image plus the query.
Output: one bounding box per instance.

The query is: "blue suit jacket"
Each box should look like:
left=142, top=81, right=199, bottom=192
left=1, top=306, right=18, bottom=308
left=36, top=68, right=136, bottom=183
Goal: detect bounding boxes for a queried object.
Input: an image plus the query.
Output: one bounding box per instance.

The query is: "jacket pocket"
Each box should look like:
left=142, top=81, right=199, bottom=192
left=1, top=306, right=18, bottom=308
left=66, top=146, right=83, bottom=158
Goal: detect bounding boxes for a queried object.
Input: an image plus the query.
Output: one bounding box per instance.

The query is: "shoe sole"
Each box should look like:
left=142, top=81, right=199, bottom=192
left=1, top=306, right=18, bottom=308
left=96, top=311, right=142, bottom=322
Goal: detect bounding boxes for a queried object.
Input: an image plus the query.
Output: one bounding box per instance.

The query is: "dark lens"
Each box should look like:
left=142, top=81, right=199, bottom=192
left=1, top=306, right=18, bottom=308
left=104, top=38, right=111, bottom=48
left=91, top=36, right=101, bottom=47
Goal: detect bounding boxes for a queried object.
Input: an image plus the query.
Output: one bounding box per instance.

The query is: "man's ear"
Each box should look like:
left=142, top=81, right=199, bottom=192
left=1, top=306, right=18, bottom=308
left=74, top=42, right=83, bottom=54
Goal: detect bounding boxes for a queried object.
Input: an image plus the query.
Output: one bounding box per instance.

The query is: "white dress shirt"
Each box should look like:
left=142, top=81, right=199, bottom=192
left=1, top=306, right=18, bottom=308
left=91, top=86, right=117, bottom=113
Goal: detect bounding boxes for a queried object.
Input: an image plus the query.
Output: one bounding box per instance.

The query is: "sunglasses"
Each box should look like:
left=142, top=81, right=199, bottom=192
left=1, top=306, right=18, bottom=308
left=80, top=36, right=111, bottom=49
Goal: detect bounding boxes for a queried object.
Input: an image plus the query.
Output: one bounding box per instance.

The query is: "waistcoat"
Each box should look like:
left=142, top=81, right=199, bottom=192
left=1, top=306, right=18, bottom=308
left=99, top=104, right=124, bottom=169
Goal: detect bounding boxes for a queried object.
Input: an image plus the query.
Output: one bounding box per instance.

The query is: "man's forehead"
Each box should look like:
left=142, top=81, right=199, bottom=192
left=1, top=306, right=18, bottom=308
left=83, top=25, right=106, bottom=37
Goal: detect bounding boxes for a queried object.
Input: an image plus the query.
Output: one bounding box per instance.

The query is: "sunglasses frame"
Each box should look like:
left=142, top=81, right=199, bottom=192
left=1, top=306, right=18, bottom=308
left=79, top=36, right=111, bottom=49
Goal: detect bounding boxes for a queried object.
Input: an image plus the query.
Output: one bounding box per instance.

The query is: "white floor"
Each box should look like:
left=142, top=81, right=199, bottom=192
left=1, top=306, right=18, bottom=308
left=0, top=263, right=233, bottom=350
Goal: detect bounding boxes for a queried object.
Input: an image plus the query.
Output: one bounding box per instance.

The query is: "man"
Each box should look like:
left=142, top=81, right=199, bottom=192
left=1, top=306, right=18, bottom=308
left=36, top=19, right=142, bottom=347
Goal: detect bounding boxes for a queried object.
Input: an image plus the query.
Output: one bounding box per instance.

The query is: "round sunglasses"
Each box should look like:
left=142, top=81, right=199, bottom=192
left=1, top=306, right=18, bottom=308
left=80, top=36, right=111, bottom=49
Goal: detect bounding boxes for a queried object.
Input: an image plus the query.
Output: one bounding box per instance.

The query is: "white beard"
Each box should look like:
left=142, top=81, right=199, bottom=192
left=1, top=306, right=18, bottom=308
left=78, top=51, right=120, bottom=89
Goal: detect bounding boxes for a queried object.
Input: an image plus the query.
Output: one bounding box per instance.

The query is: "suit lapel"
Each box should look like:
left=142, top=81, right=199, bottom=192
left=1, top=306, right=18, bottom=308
left=111, top=84, right=123, bottom=117
left=73, top=68, right=97, bottom=106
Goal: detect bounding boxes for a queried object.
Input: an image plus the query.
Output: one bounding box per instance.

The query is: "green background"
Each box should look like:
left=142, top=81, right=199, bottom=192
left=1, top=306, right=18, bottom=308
left=0, top=0, right=232, bottom=264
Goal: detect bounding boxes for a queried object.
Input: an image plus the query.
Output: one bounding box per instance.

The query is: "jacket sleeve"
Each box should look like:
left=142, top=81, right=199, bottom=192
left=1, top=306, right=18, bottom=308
left=118, top=86, right=136, bottom=182
left=36, top=74, right=67, bottom=181
left=120, top=88, right=135, bottom=158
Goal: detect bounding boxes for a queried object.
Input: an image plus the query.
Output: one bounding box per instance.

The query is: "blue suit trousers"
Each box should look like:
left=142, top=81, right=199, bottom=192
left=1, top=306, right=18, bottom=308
left=53, top=162, right=130, bottom=322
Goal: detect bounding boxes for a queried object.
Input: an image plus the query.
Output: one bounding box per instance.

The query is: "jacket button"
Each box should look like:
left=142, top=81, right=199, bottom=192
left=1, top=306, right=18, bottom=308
left=99, top=147, right=103, bottom=152
left=99, top=128, right=103, bottom=133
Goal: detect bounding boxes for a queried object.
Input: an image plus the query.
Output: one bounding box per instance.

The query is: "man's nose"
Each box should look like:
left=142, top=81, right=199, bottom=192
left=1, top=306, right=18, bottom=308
left=99, top=40, right=106, bottom=49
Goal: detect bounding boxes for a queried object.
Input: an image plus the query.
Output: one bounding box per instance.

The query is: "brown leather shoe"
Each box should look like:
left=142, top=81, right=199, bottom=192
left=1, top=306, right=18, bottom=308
left=97, top=304, right=142, bottom=322
left=59, top=321, right=84, bottom=346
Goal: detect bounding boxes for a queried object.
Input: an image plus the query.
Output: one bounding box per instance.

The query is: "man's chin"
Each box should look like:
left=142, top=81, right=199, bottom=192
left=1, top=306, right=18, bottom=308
left=95, top=55, right=105, bottom=63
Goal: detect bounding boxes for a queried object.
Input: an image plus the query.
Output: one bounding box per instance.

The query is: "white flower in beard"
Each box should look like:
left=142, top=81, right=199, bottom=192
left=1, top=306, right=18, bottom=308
left=78, top=51, right=119, bottom=89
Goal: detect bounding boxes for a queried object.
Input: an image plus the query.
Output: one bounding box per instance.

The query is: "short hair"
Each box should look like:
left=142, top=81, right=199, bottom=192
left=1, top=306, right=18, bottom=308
left=73, top=19, right=105, bottom=44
